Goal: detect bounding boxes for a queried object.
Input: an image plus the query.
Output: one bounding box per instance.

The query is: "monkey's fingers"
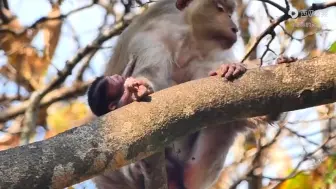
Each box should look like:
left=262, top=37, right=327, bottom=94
left=134, top=80, right=149, bottom=87
left=124, top=78, right=136, bottom=88
left=219, top=64, right=230, bottom=77
left=208, top=71, right=218, bottom=76
left=209, top=64, right=237, bottom=78
left=133, top=85, right=152, bottom=101
left=125, top=78, right=144, bottom=93
left=212, top=63, right=246, bottom=80
left=276, top=56, right=297, bottom=64
left=224, top=65, right=236, bottom=79
left=232, top=64, right=247, bottom=77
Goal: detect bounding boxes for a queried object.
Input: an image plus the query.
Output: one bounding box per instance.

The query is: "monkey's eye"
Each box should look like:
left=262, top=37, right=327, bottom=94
left=216, top=2, right=225, bottom=12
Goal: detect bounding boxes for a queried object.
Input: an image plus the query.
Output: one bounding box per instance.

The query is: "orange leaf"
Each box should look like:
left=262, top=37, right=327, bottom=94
left=0, top=133, right=20, bottom=151
left=42, top=4, right=62, bottom=63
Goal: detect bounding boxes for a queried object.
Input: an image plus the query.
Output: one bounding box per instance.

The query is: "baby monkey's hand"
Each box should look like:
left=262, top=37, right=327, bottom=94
left=124, top=77, right=154, bottom=101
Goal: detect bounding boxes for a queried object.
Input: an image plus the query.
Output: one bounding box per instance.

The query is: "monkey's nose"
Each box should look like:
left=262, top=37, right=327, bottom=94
left=231, top=27, right=238, bottom=33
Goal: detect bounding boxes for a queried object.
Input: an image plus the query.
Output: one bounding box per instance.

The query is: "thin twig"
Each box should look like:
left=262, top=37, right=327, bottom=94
left=0, top=0, right=9, bottom=23
left=229, top=127, right=283, bottom=188
left=256, top=0, right=288, bottom=13
left=269, top=135, right=336, bottom=188
left=75, top=51, right=96, bottom=81
left=0, top=81, right=92, bottom=123
left=0, top=3, right=96, bottom=35
left=241, top=1, right=336, bottom=63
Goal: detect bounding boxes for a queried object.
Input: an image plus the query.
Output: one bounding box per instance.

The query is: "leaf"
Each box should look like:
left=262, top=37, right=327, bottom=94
left=321, top=156, right=336, bottom=184
left=325, top=170, right=336, bottom=185
left=44, top=130, right=58, bottom=139
left=0, top=133, right=20, bottom=151
left=46, top=101, right=90, bottom=134
left=284, top=19, right=297, bottom=33
left=291, top=0, right=307, bottom=10
left=0, top=5, right=62, bottom=90
left=276, top=172, right=313, bottom=189
left=42, top=4, right=62, bottom=63
left=328, top=42, right=336, bottom=53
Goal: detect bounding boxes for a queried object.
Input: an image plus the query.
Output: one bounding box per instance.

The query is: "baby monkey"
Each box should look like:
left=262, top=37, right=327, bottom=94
left=88, top=75, right=153, bottom=116
left=87, top=61, right=249, bottom=116
left=87, top=73, right=186, bottom=189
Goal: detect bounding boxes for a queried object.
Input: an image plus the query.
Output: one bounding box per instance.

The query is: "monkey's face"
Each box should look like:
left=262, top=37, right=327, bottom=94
left=105, top=75, right=126, bottom=110
left=106, top=75, right=125, bottom=98
left=188, top=0, right=238, bottom=49
left=212, top=8, right=238, bottom=48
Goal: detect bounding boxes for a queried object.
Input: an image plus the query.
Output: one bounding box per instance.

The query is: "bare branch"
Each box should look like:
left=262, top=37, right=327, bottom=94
left=0, top=3, right=96, bottom=35
left=0, top=81, right=91, bottom=123
left=256, top=0, right=288, bottom=13
left=269, top=134, right=336, bottom=188
left=241, top=1, right=336, bottom=63
left=0, top=94, right=28, bottom=103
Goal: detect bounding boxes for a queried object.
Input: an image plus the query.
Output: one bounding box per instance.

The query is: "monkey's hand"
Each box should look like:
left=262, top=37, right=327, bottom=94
left=276, top=56, right=297, bottom=64
left=209, top=63, right=246, bottom=80
left=124, top=77, right=154, bottom=101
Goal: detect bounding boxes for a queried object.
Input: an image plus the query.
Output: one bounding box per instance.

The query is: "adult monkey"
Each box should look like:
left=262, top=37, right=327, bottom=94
left=91, top=0, right=296, bottom=188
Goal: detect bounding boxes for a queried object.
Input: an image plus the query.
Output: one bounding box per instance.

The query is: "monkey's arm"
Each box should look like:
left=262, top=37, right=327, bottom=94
left=95, top=33, right=174, bottom=189
left=183, top=124, right=241, bottom=189
left=127, top=32, right=174, bottom=92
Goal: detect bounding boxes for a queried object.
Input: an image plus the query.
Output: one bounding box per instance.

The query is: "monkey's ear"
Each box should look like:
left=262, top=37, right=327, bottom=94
left=214, top=0, right=225, bottom=12
left=108, top=103, right=117, bottom=111
left=176, top=0, right=192, bottom=10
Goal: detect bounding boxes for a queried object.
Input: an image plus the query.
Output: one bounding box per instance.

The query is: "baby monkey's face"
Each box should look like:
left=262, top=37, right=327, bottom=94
left=106, top=75, right=126, bottom=100
left=104, top=75, right=126, bottom=111
left=104, top=75, right=154, bottom=111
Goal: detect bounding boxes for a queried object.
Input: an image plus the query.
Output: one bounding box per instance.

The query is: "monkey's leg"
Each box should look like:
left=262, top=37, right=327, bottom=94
left=183, top=122, right=247, bottom=189
left=93, top=162, right=146, bottom=189
left=141, top=152, right=169, bottom=189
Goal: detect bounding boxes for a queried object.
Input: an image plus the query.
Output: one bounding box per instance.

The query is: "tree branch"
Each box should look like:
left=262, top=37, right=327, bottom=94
left=0, top=81, right=91, bottom=123
left=0, top=54, right=335, bottom=189
left=241, top=1, right=336, bottom=63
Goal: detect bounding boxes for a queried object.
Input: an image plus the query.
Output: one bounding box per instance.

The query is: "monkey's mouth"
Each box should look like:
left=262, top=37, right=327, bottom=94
left=212, top=32, right=237, bottom=48
left=218, top=37, right=236, bottom=49
left=224, top=34, right=237, bottom=45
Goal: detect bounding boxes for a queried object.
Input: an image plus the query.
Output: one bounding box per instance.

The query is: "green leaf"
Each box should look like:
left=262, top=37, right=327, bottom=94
left=325, top=170, right=336, bottom=184
left=328, top=42, right=336, bottom=53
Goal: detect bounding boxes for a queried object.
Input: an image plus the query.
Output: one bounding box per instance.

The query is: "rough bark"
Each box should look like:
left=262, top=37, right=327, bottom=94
left=0, top=54, right=335, bottom=189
